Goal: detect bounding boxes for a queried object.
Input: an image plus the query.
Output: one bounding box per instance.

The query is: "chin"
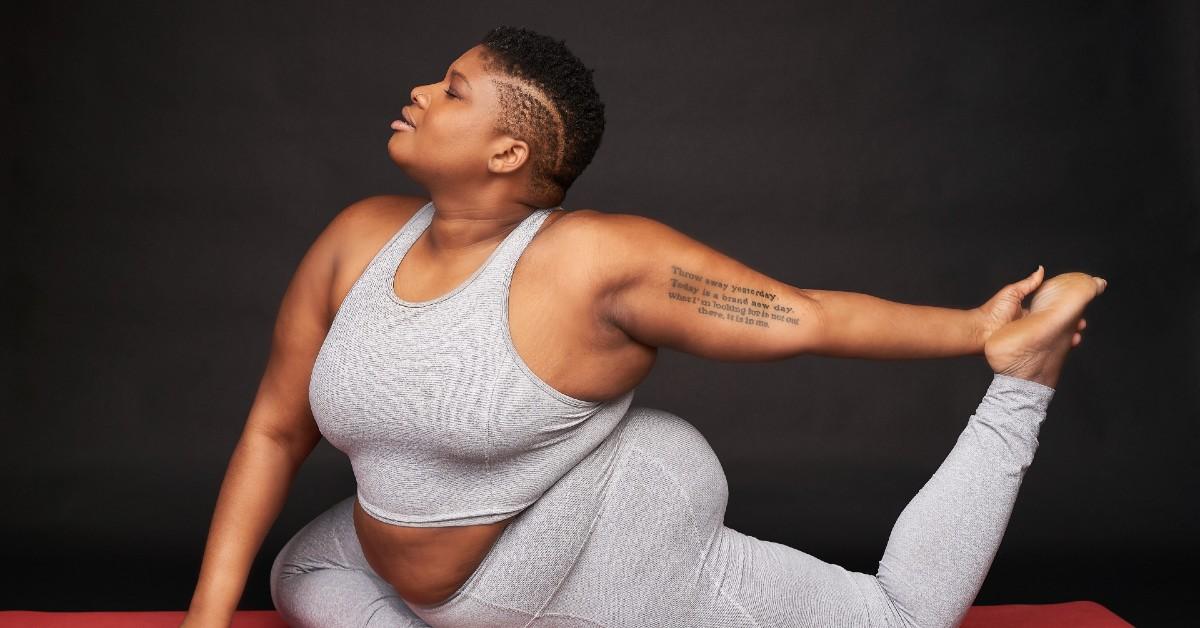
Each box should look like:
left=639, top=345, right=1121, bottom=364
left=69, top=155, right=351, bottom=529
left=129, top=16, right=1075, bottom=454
left=387, top=152, right=427, bottom=187
left=386, top=139, right=413, bottom=171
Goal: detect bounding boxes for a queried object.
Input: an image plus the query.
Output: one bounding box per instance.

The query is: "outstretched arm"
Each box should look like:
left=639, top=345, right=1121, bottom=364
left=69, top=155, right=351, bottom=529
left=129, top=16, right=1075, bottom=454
left=183, top=195, right=425, bottom=627
left=582, top=212, right=1034, bottom=361
left=797, top=288, right=985, bottom=359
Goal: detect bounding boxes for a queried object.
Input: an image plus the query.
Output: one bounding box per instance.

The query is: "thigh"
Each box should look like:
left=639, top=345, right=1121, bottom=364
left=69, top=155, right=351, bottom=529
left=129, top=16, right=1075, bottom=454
left=545, top=409, right=897, bottom=628
left=270, top=495, right=432, bottom=628
left=525, top=405, right=901, bottom=628
left=710, top=526, right=904, bottom=628
left=537, top=426, right=753, bottom=627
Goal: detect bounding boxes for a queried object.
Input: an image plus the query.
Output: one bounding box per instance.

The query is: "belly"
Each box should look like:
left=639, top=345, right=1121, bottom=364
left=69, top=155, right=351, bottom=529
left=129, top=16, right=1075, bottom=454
left=351, top=496, right=517, bottom=606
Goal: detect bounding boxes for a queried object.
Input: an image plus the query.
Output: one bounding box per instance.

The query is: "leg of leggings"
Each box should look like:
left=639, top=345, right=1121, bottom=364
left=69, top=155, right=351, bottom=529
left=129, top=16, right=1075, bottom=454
left=269, top=495, right=432, bottom=628
left=638, top=374, right=1051, bottom=628
left=711, top=372, right=1055, bottom=628
left=519, top=405, right=885, bottom=627
left=869, top=373, right=1056, bottom=627
left=605, top=407, right=885, bottom=627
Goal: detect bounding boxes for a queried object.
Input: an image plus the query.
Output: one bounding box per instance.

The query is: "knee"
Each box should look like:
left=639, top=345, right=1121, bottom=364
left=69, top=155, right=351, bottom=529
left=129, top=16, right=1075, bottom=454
left=618, top=406, right=730, bottom=527
left=269, top=535, right=301, bottom=608
left=268, top=541, right=289, bottom=610
left=869, top=568, right=965, bottom=628
left=269, top=496, right=356, bottom=604
left=620, top=406, right=724, bottom=475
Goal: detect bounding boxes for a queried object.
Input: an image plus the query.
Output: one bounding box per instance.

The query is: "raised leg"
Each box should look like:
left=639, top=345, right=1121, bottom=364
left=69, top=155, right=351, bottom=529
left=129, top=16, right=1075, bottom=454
left=709, top=272, right=1107, bottom=628
left=869, top=372, right=1055, bottom=627
left=867, top=272, right=1109, bottom=626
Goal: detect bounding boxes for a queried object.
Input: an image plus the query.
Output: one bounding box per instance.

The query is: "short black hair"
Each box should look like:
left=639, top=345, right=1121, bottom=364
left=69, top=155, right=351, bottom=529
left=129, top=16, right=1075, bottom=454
left=478, top=26, right=605, bottom=207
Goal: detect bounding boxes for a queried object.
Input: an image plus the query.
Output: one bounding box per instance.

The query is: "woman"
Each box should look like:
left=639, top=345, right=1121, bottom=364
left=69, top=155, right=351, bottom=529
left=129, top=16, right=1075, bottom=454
left=182, top=26, right=1106, bottom=628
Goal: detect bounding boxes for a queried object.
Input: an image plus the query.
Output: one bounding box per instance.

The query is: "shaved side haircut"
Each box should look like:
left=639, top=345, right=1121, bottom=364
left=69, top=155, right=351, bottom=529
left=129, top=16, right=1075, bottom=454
left=478, top=26, right=606, bottom=207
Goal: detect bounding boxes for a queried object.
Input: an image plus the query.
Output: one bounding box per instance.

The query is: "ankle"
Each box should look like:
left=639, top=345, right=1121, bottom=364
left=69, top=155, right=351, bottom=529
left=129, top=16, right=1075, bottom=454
left=997, top=366, right=1059, bottom=389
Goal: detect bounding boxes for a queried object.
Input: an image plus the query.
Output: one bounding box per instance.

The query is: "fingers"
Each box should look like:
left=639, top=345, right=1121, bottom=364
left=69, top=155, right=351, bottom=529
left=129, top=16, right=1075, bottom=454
left=1072, top=332, right=1082, bottom=346
left=1078, top=318, right=1087, bottom=331
left=1015, top=265, right=1045, bottom=298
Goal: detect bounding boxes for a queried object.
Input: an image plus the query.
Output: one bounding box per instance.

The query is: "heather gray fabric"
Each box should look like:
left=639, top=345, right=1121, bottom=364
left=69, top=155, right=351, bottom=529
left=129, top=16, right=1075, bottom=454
left=271, top=373, right=1055, bottom=627
left=308, top=202, right=636, bottom=527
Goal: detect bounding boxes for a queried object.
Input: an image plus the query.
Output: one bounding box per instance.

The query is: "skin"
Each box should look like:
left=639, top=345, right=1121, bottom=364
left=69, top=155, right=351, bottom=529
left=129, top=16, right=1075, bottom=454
left=984, top=272, right=1106, bottom=388
left=183, top=43, right=1107, bottom=626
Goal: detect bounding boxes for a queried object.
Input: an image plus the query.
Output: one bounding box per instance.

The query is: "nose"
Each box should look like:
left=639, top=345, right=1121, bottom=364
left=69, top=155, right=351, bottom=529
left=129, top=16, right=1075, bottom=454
left=409, top=85, right=427, bottom=108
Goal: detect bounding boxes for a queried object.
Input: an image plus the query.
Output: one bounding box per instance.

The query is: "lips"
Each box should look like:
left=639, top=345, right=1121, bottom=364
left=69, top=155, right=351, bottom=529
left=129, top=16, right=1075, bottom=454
left=390, top=107, right=416, bottom=132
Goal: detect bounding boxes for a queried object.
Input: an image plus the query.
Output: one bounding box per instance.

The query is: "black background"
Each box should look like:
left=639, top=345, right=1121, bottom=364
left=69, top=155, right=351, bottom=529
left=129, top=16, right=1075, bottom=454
left=6, top=1, right=1197, bottom=625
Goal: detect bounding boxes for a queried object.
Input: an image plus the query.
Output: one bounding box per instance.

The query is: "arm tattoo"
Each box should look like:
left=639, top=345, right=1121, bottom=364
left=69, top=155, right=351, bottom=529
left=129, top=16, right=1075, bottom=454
left=668, top=265, right=802, bottom=329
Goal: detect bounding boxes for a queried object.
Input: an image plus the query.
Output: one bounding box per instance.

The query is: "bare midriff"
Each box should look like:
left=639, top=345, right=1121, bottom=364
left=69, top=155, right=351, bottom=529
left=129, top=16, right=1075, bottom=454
left=351, top=496, right=518, bottom=607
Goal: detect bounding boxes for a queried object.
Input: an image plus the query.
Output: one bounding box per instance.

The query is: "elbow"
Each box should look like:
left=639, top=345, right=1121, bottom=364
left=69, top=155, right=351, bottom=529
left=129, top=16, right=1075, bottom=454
left=244, top=426, right=321, bottom=468
left=795, top=288, right=829, bottom=355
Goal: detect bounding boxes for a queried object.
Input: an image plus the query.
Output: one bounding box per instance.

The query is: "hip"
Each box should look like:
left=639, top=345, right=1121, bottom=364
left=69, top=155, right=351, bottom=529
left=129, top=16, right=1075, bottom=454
left=352, top=496, right=519, bottom=607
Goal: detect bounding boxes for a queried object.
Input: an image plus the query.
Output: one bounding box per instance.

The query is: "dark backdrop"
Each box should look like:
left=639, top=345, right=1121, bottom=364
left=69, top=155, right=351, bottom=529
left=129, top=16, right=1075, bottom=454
left=6, top=1, right=1197, bottom=625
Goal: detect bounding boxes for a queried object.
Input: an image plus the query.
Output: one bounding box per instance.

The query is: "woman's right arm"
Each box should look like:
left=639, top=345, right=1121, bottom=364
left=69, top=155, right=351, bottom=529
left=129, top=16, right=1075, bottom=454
left=181, top=198, right=388, bottom=627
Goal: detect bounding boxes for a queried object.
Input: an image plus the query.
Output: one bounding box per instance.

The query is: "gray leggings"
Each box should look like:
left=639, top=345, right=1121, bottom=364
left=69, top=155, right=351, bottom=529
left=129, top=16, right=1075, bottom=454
left=270, top=373, right=1054, bottom=628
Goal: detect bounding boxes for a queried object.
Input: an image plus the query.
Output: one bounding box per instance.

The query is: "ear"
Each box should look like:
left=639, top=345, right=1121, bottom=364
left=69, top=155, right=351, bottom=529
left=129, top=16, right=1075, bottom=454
left=488, top=138, right=529, bottom=175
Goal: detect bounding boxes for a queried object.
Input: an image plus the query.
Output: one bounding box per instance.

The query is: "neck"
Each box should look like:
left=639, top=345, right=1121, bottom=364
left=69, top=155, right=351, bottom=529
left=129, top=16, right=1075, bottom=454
left=421, top=201, right=540, bottom=256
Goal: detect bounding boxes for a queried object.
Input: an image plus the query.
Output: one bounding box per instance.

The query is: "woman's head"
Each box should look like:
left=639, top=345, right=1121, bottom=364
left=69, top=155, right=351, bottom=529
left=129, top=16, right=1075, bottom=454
left=388, top=26, right=605, bottom=209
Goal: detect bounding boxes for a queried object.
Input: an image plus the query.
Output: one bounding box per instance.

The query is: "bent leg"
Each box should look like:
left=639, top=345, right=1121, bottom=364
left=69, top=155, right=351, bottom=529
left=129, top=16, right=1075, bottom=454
left=404, top=405, right=756, bottom=628
left=270, top=495, right=432, bottom=628
left=531, top=406, right=885, bottom=627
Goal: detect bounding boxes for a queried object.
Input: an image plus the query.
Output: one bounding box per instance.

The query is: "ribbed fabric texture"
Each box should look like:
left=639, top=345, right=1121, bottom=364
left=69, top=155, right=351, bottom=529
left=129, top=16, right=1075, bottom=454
left=308, top=201, right=636, bottom=527
left=274, top=373, right=1056, bottom=627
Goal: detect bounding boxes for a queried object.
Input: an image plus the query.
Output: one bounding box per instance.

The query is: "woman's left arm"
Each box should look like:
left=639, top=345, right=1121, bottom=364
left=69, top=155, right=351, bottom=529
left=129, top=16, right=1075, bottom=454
left=579, top=211, right=1040, bottom=361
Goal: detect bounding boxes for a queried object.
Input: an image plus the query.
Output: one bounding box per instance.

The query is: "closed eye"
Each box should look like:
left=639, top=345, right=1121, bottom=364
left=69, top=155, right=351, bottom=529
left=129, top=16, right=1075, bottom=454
left=444, top=89, right=459, bottom=99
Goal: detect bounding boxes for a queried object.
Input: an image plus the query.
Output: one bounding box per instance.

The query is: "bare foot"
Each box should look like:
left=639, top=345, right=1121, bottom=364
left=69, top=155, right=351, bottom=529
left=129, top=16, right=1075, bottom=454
left=984, top=272, right=1108, bottom=388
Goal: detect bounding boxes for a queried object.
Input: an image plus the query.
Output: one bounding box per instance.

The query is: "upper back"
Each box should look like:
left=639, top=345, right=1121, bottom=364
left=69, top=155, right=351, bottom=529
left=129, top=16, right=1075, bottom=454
left=309, top=198, right=637, bottom=527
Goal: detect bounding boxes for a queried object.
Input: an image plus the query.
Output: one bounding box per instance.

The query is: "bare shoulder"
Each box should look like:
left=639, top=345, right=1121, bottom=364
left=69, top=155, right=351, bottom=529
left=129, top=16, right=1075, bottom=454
left=535, top=208, right=695, bottom=333
left=327, top=194, right=430, bottom=251
left=324, top=194, right=430, bottom=311
left=546, top=208, right=686, bottom=292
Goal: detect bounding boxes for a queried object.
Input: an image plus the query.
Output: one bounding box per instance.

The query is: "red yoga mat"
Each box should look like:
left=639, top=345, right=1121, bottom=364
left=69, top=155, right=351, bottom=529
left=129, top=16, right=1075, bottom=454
left=0, top=601, right=1132, bottom=627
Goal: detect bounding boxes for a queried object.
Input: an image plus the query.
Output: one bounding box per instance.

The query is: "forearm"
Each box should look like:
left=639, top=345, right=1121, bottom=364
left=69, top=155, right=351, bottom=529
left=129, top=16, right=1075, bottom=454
left=803, top=289, right=984, bottom=359
left=186, top=432, right=309, bottom=622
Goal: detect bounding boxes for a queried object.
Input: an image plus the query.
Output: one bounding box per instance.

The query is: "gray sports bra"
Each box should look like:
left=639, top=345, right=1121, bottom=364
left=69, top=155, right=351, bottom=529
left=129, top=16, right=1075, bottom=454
left=309, top=201, right=636, bottom=527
